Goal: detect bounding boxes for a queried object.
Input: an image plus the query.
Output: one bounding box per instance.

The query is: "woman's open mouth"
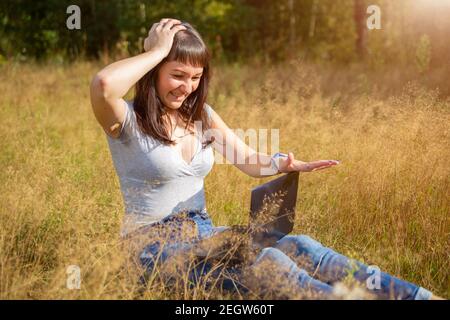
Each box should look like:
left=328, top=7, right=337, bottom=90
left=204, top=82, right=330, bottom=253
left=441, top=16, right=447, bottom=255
left=170, top=92, right=185, bottom=101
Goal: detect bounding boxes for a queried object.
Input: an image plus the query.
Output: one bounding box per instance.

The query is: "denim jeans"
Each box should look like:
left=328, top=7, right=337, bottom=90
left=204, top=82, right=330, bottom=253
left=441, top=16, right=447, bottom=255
left=138, top=210, right=432, bottom=300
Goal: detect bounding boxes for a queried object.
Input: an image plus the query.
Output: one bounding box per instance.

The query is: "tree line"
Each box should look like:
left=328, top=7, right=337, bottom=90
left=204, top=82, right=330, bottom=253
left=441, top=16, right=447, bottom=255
left=1, top=0, right=449, bottom=69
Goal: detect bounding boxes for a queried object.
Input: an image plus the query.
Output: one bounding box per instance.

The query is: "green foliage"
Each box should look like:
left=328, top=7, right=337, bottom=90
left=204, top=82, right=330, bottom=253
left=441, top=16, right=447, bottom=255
left=0, top=0, right=449, bottom=67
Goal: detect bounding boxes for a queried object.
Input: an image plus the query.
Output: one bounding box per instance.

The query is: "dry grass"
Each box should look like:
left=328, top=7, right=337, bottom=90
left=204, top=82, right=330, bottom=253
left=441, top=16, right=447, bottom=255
left=0, top=60, right=448, bottom=299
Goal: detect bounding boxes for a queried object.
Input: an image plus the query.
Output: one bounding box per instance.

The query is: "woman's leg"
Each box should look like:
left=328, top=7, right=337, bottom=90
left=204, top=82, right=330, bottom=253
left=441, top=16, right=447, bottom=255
left=242, top=247, right=334, bottom=299
left=275, top=235, right=433, bottom=300
left=139, top=210, right=216, bottom=287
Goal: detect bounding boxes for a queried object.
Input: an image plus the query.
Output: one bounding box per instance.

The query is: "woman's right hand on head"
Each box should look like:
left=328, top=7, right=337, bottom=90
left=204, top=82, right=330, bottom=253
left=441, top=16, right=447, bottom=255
left=144, top=18, right=186, bottom=57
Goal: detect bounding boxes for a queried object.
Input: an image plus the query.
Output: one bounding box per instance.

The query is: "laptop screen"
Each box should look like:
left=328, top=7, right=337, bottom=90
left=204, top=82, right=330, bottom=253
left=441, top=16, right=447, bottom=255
left=250, top=172, right=299, bottom=245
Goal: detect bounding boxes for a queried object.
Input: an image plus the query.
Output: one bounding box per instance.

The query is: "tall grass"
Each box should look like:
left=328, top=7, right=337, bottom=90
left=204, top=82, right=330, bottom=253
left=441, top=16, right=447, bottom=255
left=0, top=60, right=448, bottom=299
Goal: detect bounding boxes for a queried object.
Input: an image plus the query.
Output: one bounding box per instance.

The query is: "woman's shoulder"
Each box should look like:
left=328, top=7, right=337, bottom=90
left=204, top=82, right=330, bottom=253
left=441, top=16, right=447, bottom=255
left=204, top=102, right=214, bottom=113
left=203, top=103, right=215, bottom=124
left=125, top=99, right=135, bottom=111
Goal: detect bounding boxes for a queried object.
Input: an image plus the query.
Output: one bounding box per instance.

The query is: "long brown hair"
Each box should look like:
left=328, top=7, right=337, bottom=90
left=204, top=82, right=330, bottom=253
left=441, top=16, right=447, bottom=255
left=133, top=22, right=211, bottom=146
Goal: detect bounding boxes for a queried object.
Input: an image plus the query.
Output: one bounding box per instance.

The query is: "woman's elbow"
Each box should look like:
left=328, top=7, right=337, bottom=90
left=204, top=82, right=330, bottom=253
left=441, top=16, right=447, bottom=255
left=90, top=73, right=111, bottom=100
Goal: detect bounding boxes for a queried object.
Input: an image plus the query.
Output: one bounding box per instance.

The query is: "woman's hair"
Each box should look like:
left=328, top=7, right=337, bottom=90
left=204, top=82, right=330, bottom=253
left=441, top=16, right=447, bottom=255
left=133, top=22, right=211, bottom=146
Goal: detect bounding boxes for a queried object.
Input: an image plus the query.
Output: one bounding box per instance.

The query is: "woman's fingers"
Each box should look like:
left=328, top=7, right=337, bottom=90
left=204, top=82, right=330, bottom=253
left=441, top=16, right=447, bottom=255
left=311, top=165, right=332, bottom=172
left=308, top=160, right=339, bottom=171
left=149, top=23, right=158, bottom=34
left=159, top=18, right=171, bottom=25
left=161, top=18, right=180, bottom=24
left=294, top=160, right=339, bottom=172
left=169, top=24, right=187, bottom=36
left=160, top=18, right=181, bottom=29
left=162, top=19, right=182, bottom=31
left=168, top=23, right=186, bottom=35
left=279, top=155, right=339, bottom=173
left=173, top=24, right=187, bottom=31
left=153, top=19, right=185, bottom=36
left=149, top=19, right=182, bottom=34
left=144, top=18, right=185, bottom=53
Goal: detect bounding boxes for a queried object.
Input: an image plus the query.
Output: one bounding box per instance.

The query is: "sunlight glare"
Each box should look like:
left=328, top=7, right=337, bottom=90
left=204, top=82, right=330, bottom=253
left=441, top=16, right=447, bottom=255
left=417, top=0, right=450, bottom=7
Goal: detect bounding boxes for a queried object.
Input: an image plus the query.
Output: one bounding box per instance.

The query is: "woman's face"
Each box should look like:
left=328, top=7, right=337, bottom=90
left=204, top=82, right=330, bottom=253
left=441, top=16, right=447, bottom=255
left=156, top=60, right=204, bottom=111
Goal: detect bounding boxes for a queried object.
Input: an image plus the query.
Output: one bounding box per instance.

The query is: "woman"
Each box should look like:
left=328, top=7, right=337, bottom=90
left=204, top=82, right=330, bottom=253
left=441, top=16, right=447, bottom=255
left=90, top=18, right=440, bottom=300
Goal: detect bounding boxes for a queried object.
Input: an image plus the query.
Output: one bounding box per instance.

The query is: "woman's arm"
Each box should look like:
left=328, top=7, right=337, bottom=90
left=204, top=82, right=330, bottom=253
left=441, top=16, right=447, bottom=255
left=90, top=49, right=166, bottom=138
left=90, top=18, right=186, bottom=138
left=207, top=107, right=339, bottom=178
left=207, top=107, right=280, bottom=178
left=92, top=49, right=166, bottom=101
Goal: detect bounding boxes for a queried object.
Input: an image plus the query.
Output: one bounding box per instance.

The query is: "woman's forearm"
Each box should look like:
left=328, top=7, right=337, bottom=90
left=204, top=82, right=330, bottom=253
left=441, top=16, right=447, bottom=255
left=94, top=49, right=166, bottom=100
left=236, top=152, right=279, bottom=178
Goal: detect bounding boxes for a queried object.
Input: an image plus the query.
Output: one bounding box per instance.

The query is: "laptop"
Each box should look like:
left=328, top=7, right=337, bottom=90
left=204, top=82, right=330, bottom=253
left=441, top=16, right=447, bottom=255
left=192, top=172, right=300, bottom=259
left=249, top=171, right=299, bottom=248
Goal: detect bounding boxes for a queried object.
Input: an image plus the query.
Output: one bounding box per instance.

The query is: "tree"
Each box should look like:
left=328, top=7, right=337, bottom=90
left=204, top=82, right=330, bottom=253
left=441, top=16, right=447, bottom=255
left=354, top=0, right=367, bottom=58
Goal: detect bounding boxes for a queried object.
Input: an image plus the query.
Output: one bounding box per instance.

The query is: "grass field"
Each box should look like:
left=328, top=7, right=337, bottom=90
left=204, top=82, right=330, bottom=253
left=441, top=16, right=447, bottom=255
left=0, top=60, right=448, bottom=299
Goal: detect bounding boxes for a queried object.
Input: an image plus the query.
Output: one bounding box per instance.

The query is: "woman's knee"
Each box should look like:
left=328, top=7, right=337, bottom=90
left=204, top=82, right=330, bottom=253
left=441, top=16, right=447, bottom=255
left=276, top=234, right=325, bottom=257
left=255, top=247, right=286, bottom=263
left=252, top=247, right=296, bottom=271
left=250, top=247, right=305, bottom=283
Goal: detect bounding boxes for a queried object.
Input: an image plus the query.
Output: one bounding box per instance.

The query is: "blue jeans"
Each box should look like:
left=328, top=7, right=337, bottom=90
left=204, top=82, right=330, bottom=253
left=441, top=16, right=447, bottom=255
left=138, top=210, right=432, bottom=300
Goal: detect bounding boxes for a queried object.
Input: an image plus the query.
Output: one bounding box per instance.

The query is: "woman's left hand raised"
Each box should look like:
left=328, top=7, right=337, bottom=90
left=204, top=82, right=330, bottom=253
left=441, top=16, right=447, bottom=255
left=278, top=152, right=340, bottom=173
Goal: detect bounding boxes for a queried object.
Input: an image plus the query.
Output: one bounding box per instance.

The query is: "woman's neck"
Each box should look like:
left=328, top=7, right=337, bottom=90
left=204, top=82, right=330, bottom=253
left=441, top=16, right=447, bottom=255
left=162, top=108, right=194, bottom=136
left=162, top=108, right=180, bottom=127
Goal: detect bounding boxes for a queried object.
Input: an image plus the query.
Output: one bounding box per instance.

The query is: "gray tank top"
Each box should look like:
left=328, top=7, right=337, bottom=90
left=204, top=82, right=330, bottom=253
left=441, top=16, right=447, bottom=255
left=105, top=100, right=215, bottom=237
